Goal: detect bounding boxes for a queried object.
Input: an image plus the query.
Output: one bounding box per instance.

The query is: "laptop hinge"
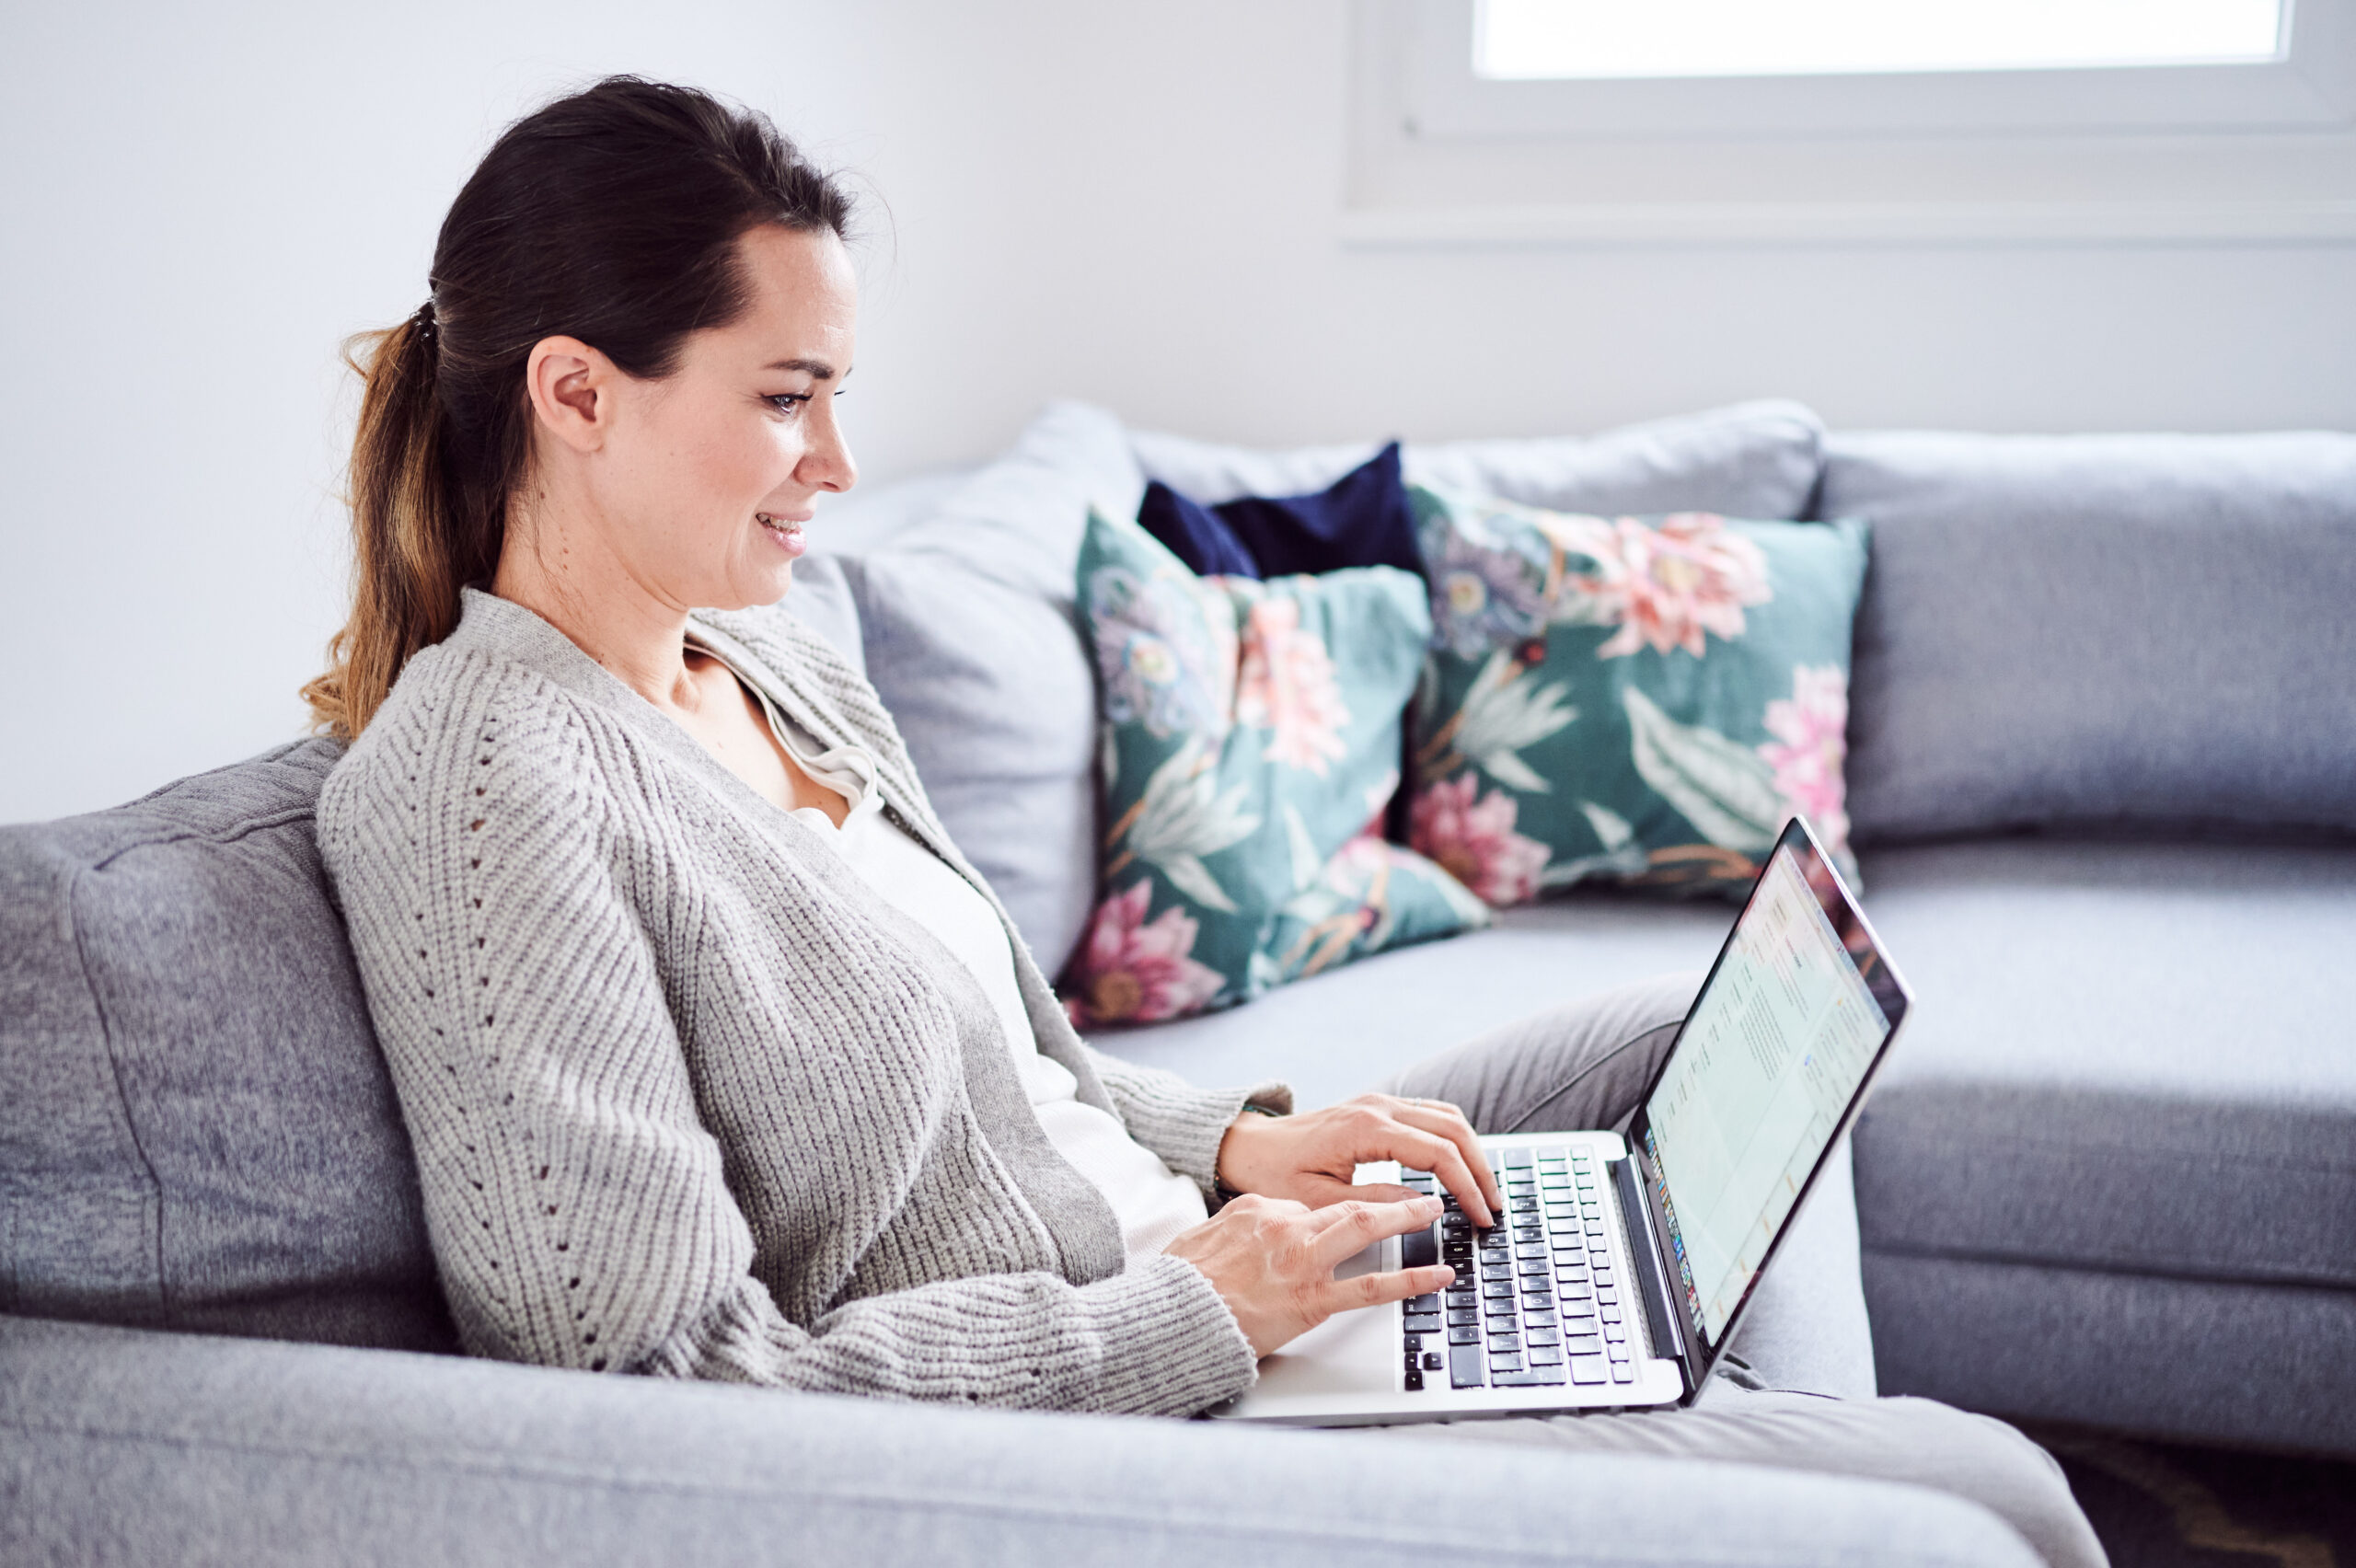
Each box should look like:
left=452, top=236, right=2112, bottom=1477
left=1611, top=1155, right=1695, bottom=1401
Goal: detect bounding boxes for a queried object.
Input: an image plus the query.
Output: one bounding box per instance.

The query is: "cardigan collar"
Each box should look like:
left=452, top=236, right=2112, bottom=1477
left=443, top=587, right=955, bottom=873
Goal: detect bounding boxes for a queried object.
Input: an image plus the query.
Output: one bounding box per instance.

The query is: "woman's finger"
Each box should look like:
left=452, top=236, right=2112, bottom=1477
left=1307, top=1196, right=1439, bottom=1270
left=1391, top=1101, right=1503, bottom=1216
left=1326, top=1262, right=1458, bottom=1314
left=1387, top=1124, right=1496, bottom=1228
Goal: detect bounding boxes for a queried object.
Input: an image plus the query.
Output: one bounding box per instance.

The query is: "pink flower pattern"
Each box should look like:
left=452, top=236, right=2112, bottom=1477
left=1062, top=880, right=1227, bottom=1028
left=1574, top=513, right=1772, bottom=660
left=1234, top=597, right=1349, bottom=776
left=1759, top=664, right=1852, bottom=856
left=1408, top=774, right=1551, bottom=907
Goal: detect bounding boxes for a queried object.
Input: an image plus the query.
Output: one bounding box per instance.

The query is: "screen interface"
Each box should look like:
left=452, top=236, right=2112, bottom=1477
left=1640, top=844, right=1891, bottom=1345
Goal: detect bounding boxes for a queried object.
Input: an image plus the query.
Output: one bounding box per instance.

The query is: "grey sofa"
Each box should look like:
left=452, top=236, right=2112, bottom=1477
left=5, top=402, right=2350, bottom=1565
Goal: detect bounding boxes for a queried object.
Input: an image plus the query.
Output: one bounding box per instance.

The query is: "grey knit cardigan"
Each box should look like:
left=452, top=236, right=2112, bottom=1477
left=318, top=587, right=1282, bottom=1415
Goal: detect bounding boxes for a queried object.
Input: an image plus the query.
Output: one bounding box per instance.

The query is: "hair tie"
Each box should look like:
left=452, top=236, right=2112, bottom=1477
left=413, top=299, right=439, bottom=343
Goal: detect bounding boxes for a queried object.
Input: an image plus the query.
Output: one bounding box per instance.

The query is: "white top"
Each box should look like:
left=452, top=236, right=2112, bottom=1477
left=728, top=664, right=1210, bottom=1265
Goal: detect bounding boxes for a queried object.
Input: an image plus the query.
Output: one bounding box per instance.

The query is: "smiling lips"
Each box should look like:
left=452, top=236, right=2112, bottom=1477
left=756, top=512, right=807, bottom=557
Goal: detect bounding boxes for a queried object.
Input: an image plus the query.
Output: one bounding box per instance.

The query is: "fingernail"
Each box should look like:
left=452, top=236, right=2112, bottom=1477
left=1416, top=1195, right=1444, bottom=1214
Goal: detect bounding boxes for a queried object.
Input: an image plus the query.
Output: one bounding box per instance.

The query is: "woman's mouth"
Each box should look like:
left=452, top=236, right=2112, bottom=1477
left=756, top=513, right=806, bottom=557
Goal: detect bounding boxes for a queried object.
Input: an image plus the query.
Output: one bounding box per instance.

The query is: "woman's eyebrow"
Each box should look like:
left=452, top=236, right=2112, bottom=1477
left=765, top=357, right=837, bottom=379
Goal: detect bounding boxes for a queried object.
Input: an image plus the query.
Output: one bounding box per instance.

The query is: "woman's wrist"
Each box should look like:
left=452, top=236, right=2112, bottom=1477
left=1213, top=1101, right=1285, bottom=1197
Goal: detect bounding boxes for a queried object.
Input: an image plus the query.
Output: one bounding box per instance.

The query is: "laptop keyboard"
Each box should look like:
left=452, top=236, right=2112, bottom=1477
left=1396, top=1145, right=1637, bottom=1393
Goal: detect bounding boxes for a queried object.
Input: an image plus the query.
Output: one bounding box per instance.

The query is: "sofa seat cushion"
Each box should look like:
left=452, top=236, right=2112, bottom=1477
left=0, top=741, right=453, bottom=1351
left=1852, top=839, right=2356, bottom=1292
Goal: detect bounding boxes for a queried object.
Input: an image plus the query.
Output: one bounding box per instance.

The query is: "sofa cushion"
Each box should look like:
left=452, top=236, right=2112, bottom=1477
left=1823, top=430, right=2356, bottom=844
left=1064, top=509, right=1484, bottom=1026
left=0, top=740, right=453, bottom=1351
left=1850, top=837, right=2356, bottom=1293
left=1133, top=399, right=1827, bottom=519
left=1407, top=487, right=1870, bottom=901
left=1138, top=443, right=1424, bottom=581
left=832, top=402, right=1148, bottom=981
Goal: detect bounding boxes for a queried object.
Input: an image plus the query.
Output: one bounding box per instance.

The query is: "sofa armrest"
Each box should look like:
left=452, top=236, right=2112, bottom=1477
left=0, top=1314, right=2037, bottom=1568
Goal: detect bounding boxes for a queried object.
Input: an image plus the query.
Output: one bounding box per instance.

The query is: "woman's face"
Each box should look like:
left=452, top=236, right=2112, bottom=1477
left=555, top=223, right=860, bottom=614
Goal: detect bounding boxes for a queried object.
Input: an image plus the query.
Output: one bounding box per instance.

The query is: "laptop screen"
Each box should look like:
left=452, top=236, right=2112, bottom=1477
left=1633, top=824, right=1905, bottom=1355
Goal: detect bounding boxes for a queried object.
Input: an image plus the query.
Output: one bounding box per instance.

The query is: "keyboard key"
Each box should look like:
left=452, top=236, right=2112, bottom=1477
left=1447, top=1308, right=1479, bottom=1327
left=1569, top=1355, right=1609, bottom=1385
left=1450, top=1344, right=1484, bottom=1388
left=1403, top=1332, right=1424, bottom=1354
left=1488, top=1333, right=1520, bottom=1353
left=1409, top=1294, right=1441, bottom=1313
left=1424, top=1351, right=1444, bottom=1371
left=1403, top=1313, right=1440, bottom=1334
left=1402, top=1230, right=1438, bottom=1271
left=1604, top=1323, right=1627, bottom=1343
left=1492, top=1366, right=1568, bottom=1387
left=1600, top=1304, right=1623, bottom=1324
left=1608, top=1340, right=1631, bottom=1363
left=1527, top=1344, right=1565, bottom=1365
left=1524, top=1327, right=1560, bottom=1347
left=1487, top=1353, right=1523, bottom=1373
left=1501, top=1147, right=1534, bottom=1169
left=1447, top=1325, right=1481, bottom=1345
left=1558, top=1280, right=1593, bottom=1300
left=1482, top=1280, right=1517, bottom=1299
left=1610, top=1359, right=1634, bottom=1383
left=1404, top=1368, right=1425, bottom=1390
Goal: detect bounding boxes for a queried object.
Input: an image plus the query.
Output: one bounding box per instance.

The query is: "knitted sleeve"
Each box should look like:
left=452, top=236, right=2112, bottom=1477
left=318, top=663, right=1255, bottom=1415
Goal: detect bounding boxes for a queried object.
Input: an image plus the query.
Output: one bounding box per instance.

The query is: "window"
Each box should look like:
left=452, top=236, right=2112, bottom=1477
left=1344, top=0, right=2356, bottom=244
left=1475, top=0, right=2287, bottom=82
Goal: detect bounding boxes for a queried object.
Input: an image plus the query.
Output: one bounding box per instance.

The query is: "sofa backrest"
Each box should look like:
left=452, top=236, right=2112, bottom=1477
left=1827, top=430, right=2356, bottom=845
left=0, top=739, right=456, bottom=1350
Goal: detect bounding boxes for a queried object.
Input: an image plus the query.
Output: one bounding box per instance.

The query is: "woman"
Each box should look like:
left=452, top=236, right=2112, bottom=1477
left=310, top=77, right=2100, bottom=1567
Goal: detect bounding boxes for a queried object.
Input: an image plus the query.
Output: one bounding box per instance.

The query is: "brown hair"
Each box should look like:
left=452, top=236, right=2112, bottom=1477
left=303, top=76, right=852, bottom=740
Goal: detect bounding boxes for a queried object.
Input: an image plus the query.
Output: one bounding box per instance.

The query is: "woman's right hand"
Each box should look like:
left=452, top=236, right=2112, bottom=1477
left=1164, top=1193, right=1454, bottom=1357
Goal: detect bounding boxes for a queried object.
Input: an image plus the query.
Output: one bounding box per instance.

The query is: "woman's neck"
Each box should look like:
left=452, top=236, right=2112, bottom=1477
left=491, top=498, right=699, bottom=712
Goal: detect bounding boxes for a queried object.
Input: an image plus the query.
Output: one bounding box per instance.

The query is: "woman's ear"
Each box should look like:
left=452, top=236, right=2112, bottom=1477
left=525, top=335, right=615, bottom=455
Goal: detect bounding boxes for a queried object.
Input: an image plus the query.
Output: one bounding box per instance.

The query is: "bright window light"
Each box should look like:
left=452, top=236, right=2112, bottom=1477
left=1474, top=0, right=2289, bottom=80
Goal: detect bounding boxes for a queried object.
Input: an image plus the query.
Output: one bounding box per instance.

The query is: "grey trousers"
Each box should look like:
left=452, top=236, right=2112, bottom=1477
left=1370, top=974, right=2108, bottom=1568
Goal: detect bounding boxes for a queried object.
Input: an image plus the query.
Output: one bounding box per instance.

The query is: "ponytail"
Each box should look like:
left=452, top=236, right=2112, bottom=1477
left=302, top=76, right=852, bottom=742
left=304, top=305, right=498, bottom=741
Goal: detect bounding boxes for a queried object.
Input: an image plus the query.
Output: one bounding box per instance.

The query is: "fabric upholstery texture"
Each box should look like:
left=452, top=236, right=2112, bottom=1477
left=0, top=739, right=452, bottom=1352
left=1407, top=486, right=1869, bottom=902
left=0, top=1314, right=2046, bottom=1568
left=1823, top=429, right=2356, bottom=844
left=1066, top=508, right=1485, bottom=1027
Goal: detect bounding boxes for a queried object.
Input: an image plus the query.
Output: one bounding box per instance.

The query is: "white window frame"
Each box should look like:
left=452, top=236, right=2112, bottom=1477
left=1345, top=0, right=2356, bottom=245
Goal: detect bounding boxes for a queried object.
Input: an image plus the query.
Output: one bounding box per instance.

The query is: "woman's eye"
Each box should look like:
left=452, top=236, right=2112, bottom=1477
left=765, top=393, right=810, bottom=416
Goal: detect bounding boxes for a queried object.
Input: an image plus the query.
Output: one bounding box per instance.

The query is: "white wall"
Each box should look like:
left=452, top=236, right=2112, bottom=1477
left=4, top=0, right=2351, bottom=823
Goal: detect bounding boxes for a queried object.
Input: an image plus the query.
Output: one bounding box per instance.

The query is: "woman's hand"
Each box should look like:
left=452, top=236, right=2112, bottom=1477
left=1165, top=1193, right=1455, bottom=1357
left=1217, top=1093, right=1503, bottom=1228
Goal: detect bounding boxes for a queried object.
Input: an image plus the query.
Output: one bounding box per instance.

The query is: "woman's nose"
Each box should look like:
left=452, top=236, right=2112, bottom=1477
left=802, top=406, right=858, bottom=495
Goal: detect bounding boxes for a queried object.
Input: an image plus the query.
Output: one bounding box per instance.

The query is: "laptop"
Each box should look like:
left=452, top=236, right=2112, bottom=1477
left=1207, top=816, right=1912, bottom=1425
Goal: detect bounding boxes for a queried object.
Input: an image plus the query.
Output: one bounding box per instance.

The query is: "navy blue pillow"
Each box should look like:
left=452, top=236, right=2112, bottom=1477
left=1138, top=442, right=1422, bottom=581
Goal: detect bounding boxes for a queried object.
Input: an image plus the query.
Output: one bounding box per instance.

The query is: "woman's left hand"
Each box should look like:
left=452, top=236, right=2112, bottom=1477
left=1216, top=1094, right=1503, bottom=1228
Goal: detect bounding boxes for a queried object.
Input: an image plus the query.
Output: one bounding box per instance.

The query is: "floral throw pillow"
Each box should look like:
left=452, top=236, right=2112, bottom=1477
left=1063, top=509, right=1489, bottom=1028
left=1408, top=483, right=1868, bottom=904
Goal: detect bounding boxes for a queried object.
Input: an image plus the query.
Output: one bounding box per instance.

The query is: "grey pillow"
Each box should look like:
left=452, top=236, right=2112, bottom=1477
left=1131, top=399, right=1827, bottom=519
left=1825, top=430, right=2356, bottom=844
left=833, top=403, right=1147, bottom=982
left=0, top=739, right=454, bottom=1352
